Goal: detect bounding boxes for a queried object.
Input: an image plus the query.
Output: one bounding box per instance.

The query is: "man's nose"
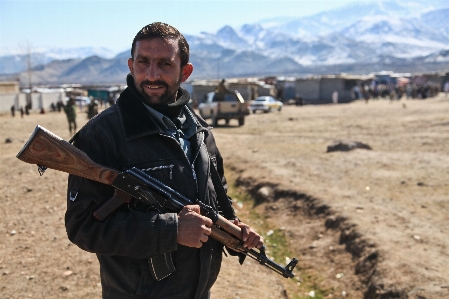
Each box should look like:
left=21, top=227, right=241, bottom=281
left=146, top=64, right=160, bottom=81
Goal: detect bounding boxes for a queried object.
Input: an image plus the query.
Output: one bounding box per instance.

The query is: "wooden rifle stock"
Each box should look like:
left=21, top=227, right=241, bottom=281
left=16, top=125, right=118, bottom=184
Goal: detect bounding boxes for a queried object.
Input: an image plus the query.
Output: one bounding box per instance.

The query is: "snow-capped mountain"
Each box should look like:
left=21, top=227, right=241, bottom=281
left=1, top=0, right=449, bottom=83
left=183, top=2, right=449, bottom=67
left=340, top=15, right=449, bottom=58
left=420, top=8, right=449, bottom=37
left=43, top=47, right=118, bottom=60
left=259, top=0, right=449, bottom=39
left=0, top=47, right=118, bottom=75
left=341, top=15, right=448, bottom=45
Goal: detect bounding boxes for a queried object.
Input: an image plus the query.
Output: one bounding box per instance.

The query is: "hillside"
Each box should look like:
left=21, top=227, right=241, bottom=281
left=1, top=0, right=449, bottom=84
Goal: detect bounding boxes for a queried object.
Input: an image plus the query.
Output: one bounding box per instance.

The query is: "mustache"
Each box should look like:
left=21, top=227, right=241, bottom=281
left=140, top=80, right=168, bottom=88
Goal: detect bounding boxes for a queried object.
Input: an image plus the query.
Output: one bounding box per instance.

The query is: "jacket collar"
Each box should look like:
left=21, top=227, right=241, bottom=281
left=117, top=87, right=161, bottom=140
left=116, top=80, right=208, bottom=141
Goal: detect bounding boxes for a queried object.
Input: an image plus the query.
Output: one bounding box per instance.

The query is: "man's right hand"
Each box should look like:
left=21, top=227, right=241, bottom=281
left=177, top=205, right=212, bottom=248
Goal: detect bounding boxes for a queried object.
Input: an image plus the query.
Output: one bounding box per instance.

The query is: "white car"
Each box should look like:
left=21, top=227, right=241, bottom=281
left=249, top=96, right=283, bottom=113
left=75, top=96, right=91, bottom=105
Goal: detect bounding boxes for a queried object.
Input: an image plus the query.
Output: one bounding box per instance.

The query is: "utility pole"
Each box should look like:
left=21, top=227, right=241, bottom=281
left=27, top=43, right=32, bottom=92
left=19, top=41, right=33, bottom=109
left=217, top=57, right=220, bottom=80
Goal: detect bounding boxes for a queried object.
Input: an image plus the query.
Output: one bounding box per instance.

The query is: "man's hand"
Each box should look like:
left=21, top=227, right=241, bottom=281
left=233, top=219, right=264, bottom=250
left=177, top=205, right=212, bottom=248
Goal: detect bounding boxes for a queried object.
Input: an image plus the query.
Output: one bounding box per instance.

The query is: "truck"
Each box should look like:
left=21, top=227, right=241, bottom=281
left=198, top=90, right=249, bottom=126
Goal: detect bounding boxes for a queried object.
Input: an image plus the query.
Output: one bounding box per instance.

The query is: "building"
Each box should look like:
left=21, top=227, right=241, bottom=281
left=0, top=84, right=65, bottom=114
left=87, top=86, right=123, bottom=106
left=295, top=75, right=374, bottom=104
left=0, top=81, right=20, bottom=94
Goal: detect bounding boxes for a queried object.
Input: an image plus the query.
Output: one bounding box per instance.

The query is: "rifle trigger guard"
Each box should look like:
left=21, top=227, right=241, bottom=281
left=37, top=164, right=47, bottom=176
left=258, top=246, right=268, bottom=265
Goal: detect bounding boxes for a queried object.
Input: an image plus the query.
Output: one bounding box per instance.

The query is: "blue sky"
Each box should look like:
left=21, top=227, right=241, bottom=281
left=1, top=0, right=370, bottom=55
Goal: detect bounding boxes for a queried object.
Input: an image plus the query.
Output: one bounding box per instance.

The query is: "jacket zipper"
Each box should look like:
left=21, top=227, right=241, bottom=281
left=142, top=164, right=174, bottom=179
left=191, top=134, right=204, bottom=182
left=157, top=109, right=209, bottom=196
left=158, top=133, right=199, bottom=193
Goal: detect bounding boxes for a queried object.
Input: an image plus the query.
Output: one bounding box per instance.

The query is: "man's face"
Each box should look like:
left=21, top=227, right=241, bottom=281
left=128, top=38, right=193, bottom=105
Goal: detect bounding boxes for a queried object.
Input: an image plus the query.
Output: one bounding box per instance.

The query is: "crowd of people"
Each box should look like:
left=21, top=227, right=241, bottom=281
left=9, top=95, right=100, bottom=136
left=355, top=82, right=441, bottom=102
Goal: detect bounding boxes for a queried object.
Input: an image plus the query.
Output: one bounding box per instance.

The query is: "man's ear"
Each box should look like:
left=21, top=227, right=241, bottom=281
left=127, top=58, right=134, bottom=75
left=180, top=63, right=193, bottom=82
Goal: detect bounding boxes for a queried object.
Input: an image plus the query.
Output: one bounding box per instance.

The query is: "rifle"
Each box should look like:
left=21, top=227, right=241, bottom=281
left=16, top=125, right=298, bottom=278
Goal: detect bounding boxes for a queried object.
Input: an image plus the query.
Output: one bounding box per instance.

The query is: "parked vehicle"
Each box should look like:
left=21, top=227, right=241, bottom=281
left=198, top=91, right=249, bottom=126
left=249, top=96, right=283, bottom=113
left=75, top=96, right=91, bottom=105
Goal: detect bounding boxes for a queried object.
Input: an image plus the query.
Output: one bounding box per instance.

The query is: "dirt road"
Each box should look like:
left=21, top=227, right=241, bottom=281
left=212, top=95, right=449, bottom=299
left=0, top=95, right=448, bottom=299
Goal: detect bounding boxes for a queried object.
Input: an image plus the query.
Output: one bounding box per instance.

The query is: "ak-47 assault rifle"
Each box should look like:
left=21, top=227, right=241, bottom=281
left=16, top=125, right=297, bottom=278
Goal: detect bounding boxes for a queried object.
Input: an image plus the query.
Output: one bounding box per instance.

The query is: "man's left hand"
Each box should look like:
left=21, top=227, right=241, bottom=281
left=233, top=219, right=264, bottom=250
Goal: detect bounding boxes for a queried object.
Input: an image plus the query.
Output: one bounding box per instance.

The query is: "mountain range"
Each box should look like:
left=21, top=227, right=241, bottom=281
left=2, top=0, right=449, bottom=85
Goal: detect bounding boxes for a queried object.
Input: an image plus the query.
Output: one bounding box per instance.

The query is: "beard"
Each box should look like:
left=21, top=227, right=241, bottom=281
left=134, top=74, right=182, bottom=106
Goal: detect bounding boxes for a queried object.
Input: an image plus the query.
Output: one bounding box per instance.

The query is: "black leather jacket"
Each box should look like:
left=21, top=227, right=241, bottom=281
left=65, top=86, right=235, bottom=299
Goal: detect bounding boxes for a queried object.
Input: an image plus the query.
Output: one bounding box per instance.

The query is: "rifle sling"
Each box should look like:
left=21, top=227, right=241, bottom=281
left=209, top=157, right=246, bottom=264
left=208, top=157, right=236, bottom=221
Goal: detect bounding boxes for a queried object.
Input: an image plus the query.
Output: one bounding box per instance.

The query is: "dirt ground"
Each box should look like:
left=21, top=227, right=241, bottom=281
left=0, top=94, right=448, bottom=299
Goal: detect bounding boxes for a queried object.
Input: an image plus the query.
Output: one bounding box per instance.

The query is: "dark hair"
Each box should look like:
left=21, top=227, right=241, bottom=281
left=131, top=22, right=189, bottom=67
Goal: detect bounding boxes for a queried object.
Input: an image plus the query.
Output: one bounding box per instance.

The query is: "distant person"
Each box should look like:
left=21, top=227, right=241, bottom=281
left=276, top=88, right=284, bottom=101
left=444, top=81, right=449, bottom=97
left=406, top=84, right=413, bottom=99
left=63, top=97, right=77, bottom=135
left=86, top=100, right=99, bottom=119
left=362, top=85, right=370, bottom=103
left=388, top=84, right=397, bottom=101
left=57, top=101, right=63, bottom=112
left=332, top=90, right=338, bottom=104
left=295, top=93, right=303, bottom=106
left=10, top=105, right=15, bottom=117
left=215, top=78, right=228, bottom=101
left=78, top=98, right=85, bottom=112
left=215, top=78, right=228, bottom=94
left=108, top=97, right=115, bottom=107
left=354, top=86, right=361, bottom=99
left=20, top=107, right=24, bottom=118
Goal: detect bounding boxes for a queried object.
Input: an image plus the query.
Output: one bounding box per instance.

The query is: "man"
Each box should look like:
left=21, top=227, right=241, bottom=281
left=215, top=79, right=228, bottom=94
left=86, top=99, right=99, bottom=119
left=63, top=97, right=77, bottom=135
left=65, top=22, right=263, bottom=299
left=332, top=90, right=338, bottom=104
